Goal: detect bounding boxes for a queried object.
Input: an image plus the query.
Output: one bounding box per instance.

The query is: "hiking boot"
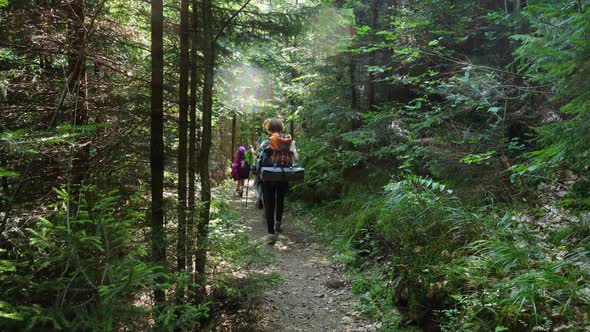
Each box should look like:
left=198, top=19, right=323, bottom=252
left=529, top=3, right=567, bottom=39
left=267, top=233, right=278, bottom=245
left=275, top=220, right=282, bottom=233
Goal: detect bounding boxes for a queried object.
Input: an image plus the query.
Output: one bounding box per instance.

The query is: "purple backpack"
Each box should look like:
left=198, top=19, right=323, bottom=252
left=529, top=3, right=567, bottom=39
left=231, top=157, right=250, bottom=180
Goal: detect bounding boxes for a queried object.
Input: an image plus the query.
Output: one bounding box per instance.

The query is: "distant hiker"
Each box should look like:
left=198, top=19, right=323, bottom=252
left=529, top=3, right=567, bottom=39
left=231, top=146, right=250, bottom=197
left=245, top=145, right=255, bottom=171
left=252, top=118, right=272, bottom=210
left=256, top=118, right=298, bottom=244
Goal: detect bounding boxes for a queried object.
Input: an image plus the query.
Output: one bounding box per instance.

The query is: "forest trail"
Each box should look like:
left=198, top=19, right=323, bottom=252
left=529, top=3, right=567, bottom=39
left=229, top=187, right=380, bottom=332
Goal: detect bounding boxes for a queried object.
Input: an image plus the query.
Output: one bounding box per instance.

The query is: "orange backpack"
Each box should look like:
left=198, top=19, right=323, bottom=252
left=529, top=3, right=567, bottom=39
left=268, top=133, right=292, bottom=167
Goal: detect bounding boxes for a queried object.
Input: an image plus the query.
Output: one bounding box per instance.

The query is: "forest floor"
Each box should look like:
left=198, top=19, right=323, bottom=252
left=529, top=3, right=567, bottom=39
left=224, top=187, right=380, bottom=332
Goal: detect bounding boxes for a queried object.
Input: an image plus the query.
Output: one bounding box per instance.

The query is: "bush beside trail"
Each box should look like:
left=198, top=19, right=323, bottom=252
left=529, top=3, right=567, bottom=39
left=297, top=176, right=590, bottom=331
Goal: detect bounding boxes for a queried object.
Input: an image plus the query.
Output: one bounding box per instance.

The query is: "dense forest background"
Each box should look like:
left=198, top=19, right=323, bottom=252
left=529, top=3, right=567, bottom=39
left=1, top=0, right=589, bottom=330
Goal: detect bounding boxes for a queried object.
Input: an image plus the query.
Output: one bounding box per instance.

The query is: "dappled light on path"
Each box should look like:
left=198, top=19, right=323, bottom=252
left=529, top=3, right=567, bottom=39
left=227, top=187, right=380, bottom=332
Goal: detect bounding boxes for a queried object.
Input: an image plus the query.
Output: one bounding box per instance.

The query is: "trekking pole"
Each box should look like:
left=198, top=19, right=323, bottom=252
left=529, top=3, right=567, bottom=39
left=245, top=175, right=250, bottom=208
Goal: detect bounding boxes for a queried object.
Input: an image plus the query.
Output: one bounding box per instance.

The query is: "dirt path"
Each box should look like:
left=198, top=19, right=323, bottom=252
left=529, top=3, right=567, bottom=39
left=230, top=188, right=380, bottom=332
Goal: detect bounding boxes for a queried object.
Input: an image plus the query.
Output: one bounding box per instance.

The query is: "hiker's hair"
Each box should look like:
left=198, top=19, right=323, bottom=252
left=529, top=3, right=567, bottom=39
left=237, top=146, right=246, bottom=159
left=268, top=118, right=284, bottom=133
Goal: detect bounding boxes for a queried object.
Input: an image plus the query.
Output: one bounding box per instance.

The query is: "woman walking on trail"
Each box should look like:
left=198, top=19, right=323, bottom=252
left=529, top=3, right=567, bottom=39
left=231, top=146, right=250, bottom=197
left=257, top=118, right=298, bottom=244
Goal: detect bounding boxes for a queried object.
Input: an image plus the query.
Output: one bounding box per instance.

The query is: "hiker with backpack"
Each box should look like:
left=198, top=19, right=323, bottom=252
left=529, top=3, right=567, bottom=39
left=256, top=118, right=298, bottom=244
left=231, top=146, right=250, bottom=197
left=251, top=118, right=272, bottom=210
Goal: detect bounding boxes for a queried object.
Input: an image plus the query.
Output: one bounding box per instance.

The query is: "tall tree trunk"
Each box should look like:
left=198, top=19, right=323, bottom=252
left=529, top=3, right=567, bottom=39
left=67, top=0, right=86, bottom=121
left=230, top=114, right=236, bottom=160
left=0, top=159, right=8, bottom=213
left=366, top=71, right=375, bottom=111
left=151, top=0, right=166, bottom=305
left=188, top=0, right=199, bottom=280
left=195, top=0, right=214, bottom=304
left=364, top=0, right=378, bottom=112
left=349, top=56, right=357, bottom=112
left=176, top=0, right=190, bottom=302
left=67, top=0, right=90, bottom=185
left=348, top=21, right=361, bottom=129
left=252, top=111, right=257, bottom=147
left=350, top=54, right=362, bottom=129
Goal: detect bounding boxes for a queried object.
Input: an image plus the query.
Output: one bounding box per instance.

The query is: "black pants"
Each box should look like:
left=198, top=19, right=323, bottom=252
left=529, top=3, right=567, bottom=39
left=262, top=181, right=289, bottom=234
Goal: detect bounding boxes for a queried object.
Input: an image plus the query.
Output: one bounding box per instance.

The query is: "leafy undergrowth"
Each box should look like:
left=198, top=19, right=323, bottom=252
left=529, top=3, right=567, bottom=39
left=0, top=184, right=280, bottom=331
left=295, top=176, right=590, bottom=331
left=0, top=186, right=164, bottom=331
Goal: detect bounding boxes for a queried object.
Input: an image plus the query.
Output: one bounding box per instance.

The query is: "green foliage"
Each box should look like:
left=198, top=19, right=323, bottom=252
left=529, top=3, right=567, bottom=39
left=6, top=184, right=287, bottom=330
left=461, top=150, right=497, bottom=165
left=288, top=0, right=590, bottom=329
left=437, top=213, right=589, bottom=331
left=296, top=135, right=346, bottom=201
left=351, top=266, right=403, bottom=330
left=512, top=1, right=590, bottom=174
left=300, top=176, right=590, bottom=330
left=0, top=186, right=165, bottom=331
left=0, top=181, right=279, bottom=331
left=209, top=197, right=273, bottom=269
left=155, top=302, right=209, bottom=331
left=0, top=167, right=18, bottom=177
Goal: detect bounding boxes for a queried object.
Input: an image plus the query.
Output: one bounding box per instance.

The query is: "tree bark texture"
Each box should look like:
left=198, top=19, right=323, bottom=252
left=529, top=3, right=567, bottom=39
left=231, top=114, right=236, bottom=160
left=188, top=0, right=200, bottom=277
left=176, top=0, right=190, bottom=302
left=67, top=0, right=90, bottom=186
left=150, top=0, right=166, bottom=305
left=349, top=55, right=357, bottom=112
left=67, top=0, right=87, bottom=124
left=195, top=0, right=214, bottom=305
